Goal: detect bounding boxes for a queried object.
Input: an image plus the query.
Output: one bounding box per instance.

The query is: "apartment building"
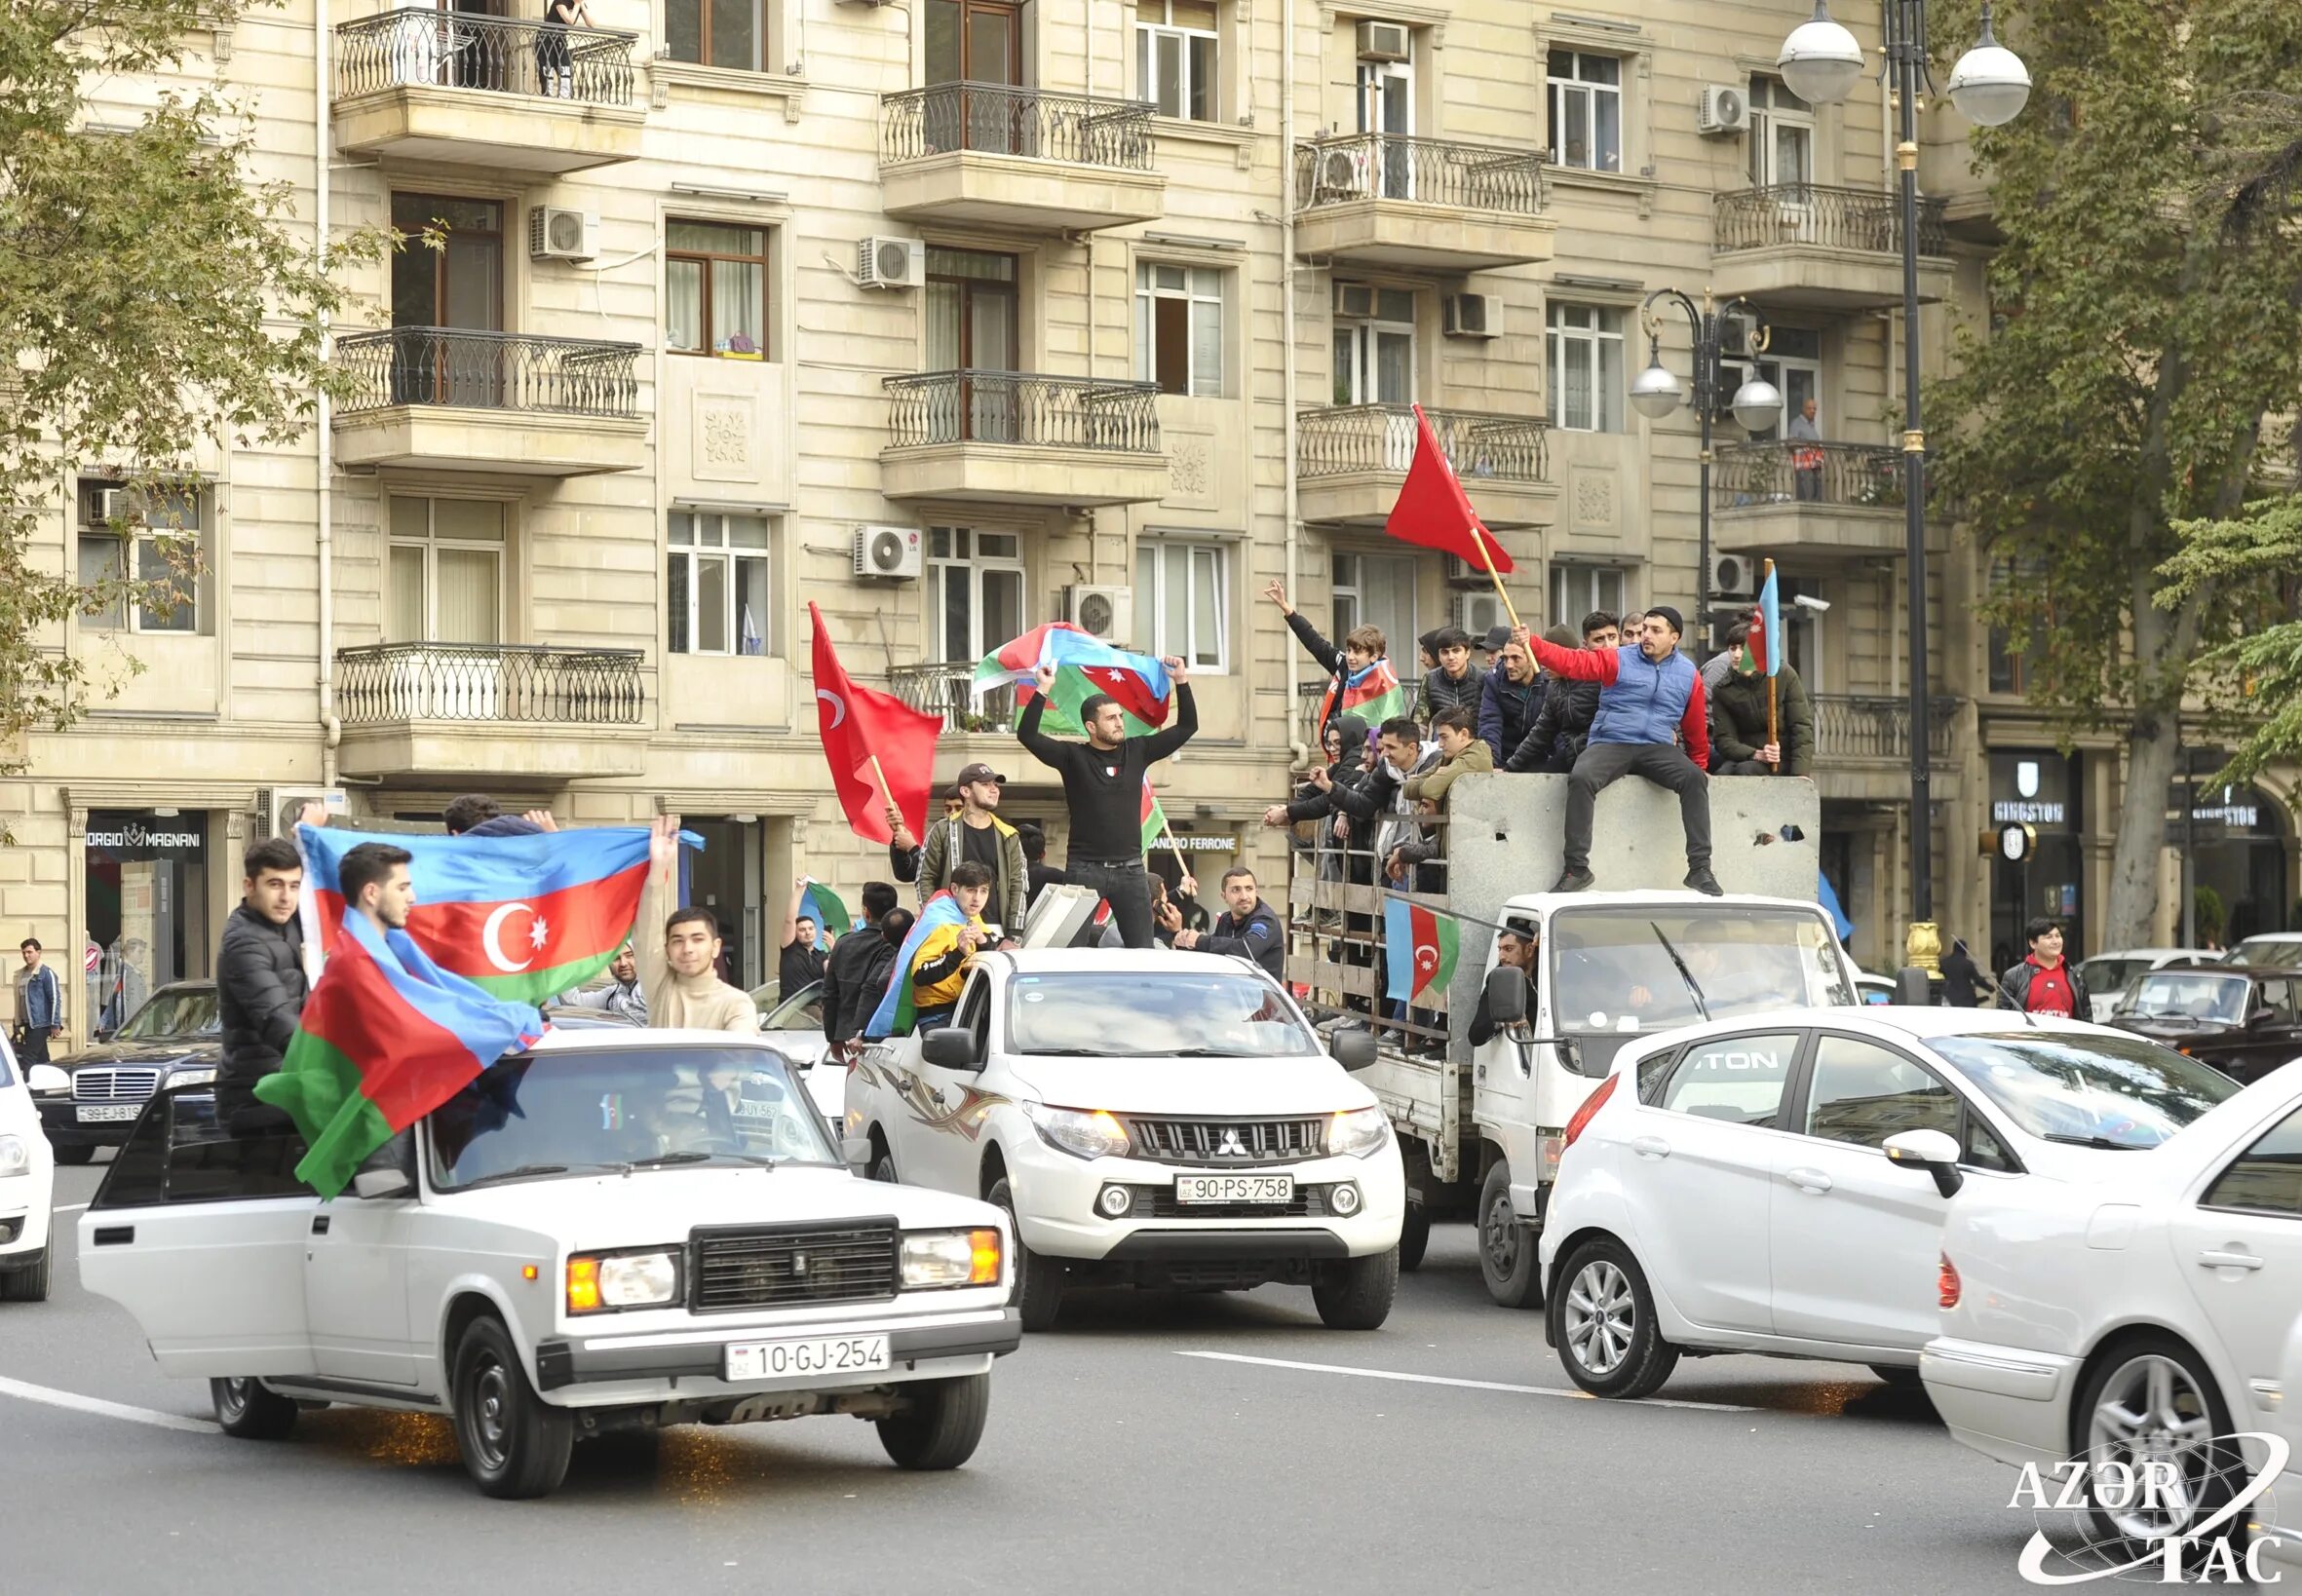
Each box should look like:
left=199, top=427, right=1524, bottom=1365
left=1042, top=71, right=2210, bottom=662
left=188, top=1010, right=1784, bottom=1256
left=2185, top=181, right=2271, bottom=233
left=7, top=0, right=2292, bottom=1037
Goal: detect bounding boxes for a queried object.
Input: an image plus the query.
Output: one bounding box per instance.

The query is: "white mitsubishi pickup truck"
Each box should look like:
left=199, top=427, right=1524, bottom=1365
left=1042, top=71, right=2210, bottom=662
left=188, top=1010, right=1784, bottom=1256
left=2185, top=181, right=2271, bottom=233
left=846, top=949, right=1403, bottom=1331
left=78, top=1029, right=1020, bottom=1498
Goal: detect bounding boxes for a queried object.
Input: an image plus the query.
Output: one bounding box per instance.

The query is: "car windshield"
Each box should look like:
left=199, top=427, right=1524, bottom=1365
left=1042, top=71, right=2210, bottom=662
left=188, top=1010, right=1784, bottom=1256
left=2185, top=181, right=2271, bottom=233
left=2224, top=937, right=2302, bottom=967
left=2079, top=958, right=2152, bottom=998
left=1005, top=971, right=1317, bottom=1057
left=2128, top=970, right=2250, bottom=1025
left=1928, top=1032, right=2240, bottom=1149
left=761, top=980, right=823, bottom=1032
left=427, top=1045, right=839, bottom=1190
left=115, top=986, right=221, bottom=1041
left=1548, top=906, right=1856, bottom=1074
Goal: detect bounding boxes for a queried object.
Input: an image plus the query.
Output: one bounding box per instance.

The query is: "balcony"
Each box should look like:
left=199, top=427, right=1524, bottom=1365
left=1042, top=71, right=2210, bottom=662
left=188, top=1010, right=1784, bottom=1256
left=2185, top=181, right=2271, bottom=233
left=1712, top=440, right=1926, bottom=560
left=1811, top=693, right=1962, bottom=805
left=332, top=327, right=648, bottom=476
left=1709, top=184, right=1953, bottom=311
left=333, top=644, right=648, bottom=782
left=878, top=83, right=1165, bottom=232
left=891, top=664, right=1017, bottom=737
left=1294, top=405, right=1554, bottom=530
left=332, top=12, right=642, bottom=173
left=880, top=370, right=1168, bottom=507
left=1291, top=134, right=1554, bottom=272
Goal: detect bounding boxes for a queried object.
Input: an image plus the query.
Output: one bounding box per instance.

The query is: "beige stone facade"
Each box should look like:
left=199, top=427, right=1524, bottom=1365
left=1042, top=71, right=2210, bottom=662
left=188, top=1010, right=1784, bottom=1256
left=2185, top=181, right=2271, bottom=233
left=9, top=0, right=2295, bottom=1037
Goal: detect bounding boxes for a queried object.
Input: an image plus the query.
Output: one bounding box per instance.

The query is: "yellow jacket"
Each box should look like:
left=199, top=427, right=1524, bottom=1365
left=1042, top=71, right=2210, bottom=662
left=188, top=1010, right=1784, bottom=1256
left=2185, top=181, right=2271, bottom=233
left=909, top=914, right=986, bottom=1011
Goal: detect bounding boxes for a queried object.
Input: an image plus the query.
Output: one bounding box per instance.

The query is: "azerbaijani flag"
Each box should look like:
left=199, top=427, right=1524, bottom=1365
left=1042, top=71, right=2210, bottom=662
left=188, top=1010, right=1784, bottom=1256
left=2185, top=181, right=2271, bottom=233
left=864, top=890, right=968, bottom=1039
left=1383, top=894, right=1460, bottom=1007
left=974, top=622, right=1173, bottom=736
left=1318, top=658, right=1407, bottom=737
left=1139, top=779, right=1169, bottom=853
left=1745, top=560, right=1783, bottom=676
left=255, top=907, right=544, bottom=1197
left=298, top=824, right=657, bottom=1006
left=803, top=879, right=855, bottom=936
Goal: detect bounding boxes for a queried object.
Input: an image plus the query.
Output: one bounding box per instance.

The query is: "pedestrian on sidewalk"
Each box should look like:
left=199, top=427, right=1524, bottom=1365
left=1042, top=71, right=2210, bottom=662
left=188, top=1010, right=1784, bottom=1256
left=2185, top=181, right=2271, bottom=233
left=11, top=939, right=62, bottom=1068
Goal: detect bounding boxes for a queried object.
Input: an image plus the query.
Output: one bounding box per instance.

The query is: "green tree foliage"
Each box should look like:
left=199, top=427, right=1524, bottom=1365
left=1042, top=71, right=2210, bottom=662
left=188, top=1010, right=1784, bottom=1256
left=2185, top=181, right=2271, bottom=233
left=1928, top=0, right=2302, bottom=947
left=2159, top=497, right=2302, bottom=787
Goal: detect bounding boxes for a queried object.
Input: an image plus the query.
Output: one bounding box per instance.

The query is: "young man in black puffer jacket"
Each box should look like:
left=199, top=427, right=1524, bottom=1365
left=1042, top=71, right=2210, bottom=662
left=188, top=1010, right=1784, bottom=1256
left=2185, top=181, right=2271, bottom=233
left=215, top=837, right=310, bottom=1124
left=1506, top=613, right=1615, bottom=773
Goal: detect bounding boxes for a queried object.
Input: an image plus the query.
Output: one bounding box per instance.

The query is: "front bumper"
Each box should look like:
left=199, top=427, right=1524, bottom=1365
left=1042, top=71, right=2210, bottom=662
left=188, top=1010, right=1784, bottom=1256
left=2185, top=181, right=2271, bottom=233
left=1009, top=1145, right=1405, bottom=1263
left=534, top=1306, right=1021, bottom=1395
left=36, top=1099, right=139, bottom=1148
left=1919, top=1336, right=2080, bottom=1468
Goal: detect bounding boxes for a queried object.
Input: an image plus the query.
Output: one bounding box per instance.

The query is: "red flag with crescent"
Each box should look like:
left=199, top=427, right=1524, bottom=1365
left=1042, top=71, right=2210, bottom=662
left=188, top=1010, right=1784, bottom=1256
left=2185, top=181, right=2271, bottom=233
left=810, top=601, right=943, bottom=844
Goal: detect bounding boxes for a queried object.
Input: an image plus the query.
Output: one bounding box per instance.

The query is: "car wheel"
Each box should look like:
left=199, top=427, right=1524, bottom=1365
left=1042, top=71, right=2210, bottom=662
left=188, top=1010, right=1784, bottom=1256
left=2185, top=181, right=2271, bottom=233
left=867, top=1145, right=898, bottom=1185
left=1869, top=1364, right=1924, bottom=1390
left=1311, top=1246, right=1399, bottom=1330
left=52, top=1144, right=96, bottom=1167
left=211, top=1377, right=299, bottom=1439
left=986, top=1177, right=1062, bottom=1332
left=1550, top=1236, right=1680, bottom=1400
left=1397, top=1200, right=1430, bottom=1273
left=451, top=1314, right=573, bottom=1500
left=875, top=1373, right=991, bottom=1470
left=0, top=1248, right=49, bottom=1303
left=1477, top=1162, right=1541, bottom=1309
left=2075, top=1336, right=2241, bottom=1555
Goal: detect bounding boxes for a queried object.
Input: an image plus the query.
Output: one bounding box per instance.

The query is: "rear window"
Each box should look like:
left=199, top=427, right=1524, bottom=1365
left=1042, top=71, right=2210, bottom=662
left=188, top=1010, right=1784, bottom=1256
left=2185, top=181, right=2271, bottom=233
left=1927, top=1032, right=2238, bottom=1150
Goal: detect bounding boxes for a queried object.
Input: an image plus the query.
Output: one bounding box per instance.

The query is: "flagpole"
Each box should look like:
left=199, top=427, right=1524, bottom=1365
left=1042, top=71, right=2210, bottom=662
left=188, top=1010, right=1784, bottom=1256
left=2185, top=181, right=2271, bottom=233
left=1472, top=524, right=1522, bottom=632
left=1762, top=558, right=1779, bottom=774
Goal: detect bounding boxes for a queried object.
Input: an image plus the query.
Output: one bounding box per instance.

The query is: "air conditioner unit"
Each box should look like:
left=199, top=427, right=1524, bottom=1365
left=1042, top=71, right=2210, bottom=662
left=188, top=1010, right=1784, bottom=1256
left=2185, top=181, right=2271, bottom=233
left=1442, top=292, right=1501, bottom=339
left=1698, top=83, right=1749, bottom=136
left=253, top=786, right=347, bottom=841
left=1716, top=309, right=1760, bottom=361
left=1356, top=19, right=1411, bottom=62
left=1711, top=553, right=1756, bottom=598
left=857, top=236, right=925, bottom=290
left=1064, top=585, right=1132, bottom=643
left=527, top=206, right=597, bottom=262
left=853, top=524, right=921, bottom=579
left=1334, top=283, right=1376, bottom=320
left=1317, top=146, right=1364, bottom=198
left=96, top=487, right=144, bottom=525
left=1454, top=590, right=1509, bottom=638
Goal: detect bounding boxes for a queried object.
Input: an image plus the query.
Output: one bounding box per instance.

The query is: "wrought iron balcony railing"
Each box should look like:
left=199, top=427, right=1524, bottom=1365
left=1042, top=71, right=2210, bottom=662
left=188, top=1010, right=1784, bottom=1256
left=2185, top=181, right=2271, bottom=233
left=884, top=370, right=1162, bottom=452
left=334, top=644, right=645, bottom=726
left=335, top=328, right=641, bottom=418
left=1712, top=183, right=1949, bottom=256
left=881, top=83, right=1155, bottom=170
left=1713, top=439, right=1910, bottom=511
left=1296, top=404, right=1549, bottom=484
left=335, top=10, right=637, bottom=105
left=891, top=663, right=1017, bottom=734
left=1812, top=695, right=1960, bottom=763
left=1293, top=134, right=1549, bottom=214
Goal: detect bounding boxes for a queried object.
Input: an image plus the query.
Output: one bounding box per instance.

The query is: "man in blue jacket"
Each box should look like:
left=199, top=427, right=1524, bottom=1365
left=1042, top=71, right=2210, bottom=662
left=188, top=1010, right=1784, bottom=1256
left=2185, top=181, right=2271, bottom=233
left=1516, top=606, right=1721, bottom=897
left=1476, top=631, right=1542, bottom=762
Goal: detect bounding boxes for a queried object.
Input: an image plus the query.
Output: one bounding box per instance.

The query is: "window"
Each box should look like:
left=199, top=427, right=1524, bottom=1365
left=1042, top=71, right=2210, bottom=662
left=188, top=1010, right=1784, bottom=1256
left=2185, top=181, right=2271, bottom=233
left=1748, top=77, right=1814, bottom=188
left=1550, top=564, right=1629, bottom=626
left=667, top=221, right=769, bottom=359
left=1333, top=285, right=1416, bottom=406
left=162, top=1092, right=311, bottom=1202
left=667, top=0, right=762, bottom=71
left=1547, top=302, right=1625, bottom=433
left=1750, top=326, right=1822, bottom=443
left=925, top=0, right=1020, bottom=85
left=388, top=495, right=504, bottom=645
left=928, top=527, right=1023, bottom=664
left=1802, top=1034, right=1958, bottom=1149
left=1985, top=556, right=2049, bottom=695
left=1653, top=1033, right=1798, bottom=1125
left=2202, top=1105, right=2302, bottom=1218
left=76, top=481, right=208, bottom=634
left=668, top=511, right=772, bottom=656
left=1547, top=51, right=1622, bottom=172
left=1330, top=551, right=1417, bottom=665
left=1135, top=538, right=1228, bottom=670
left=1135, top=263, right=1225, bottom=397
left=1136, top=0, right=1217, bottom=122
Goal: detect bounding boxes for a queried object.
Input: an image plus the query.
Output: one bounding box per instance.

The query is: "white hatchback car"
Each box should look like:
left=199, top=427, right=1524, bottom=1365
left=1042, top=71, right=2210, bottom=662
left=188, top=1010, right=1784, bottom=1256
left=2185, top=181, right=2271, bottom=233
left=847, top=949, right=1402, bottom=1332
left=80, top=1030, right=1019, bottom=1498
left=1, top=1035, right=57, bottom=1302
left=1540, top=1009, right=2240, bottom=1399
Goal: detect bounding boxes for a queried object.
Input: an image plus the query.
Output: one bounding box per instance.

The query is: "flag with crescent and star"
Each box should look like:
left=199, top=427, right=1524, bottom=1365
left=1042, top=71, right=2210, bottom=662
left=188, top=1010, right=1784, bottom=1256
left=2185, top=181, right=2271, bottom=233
left=812, top=600, right=944, bottom=845
left=1382, top=893, right=1460, bottom=1007
left=295, top=823, right=658, bottom=1006
left=971, top=622, right=1173, bottom=737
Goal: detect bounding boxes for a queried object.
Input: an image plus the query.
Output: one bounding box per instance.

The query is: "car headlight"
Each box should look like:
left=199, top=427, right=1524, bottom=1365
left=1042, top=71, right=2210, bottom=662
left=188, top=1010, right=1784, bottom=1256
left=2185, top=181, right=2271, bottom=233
left=0, top=1136, right=26, bottom=1178
left=901, top=1228, right=1002, bottom=1290
left=1328, top=1106, right=1389, bottom=1160
left=1021, top=1102, right=1132, bottom=1160
left=169, top=1067, right=216, bottom=1088
left=566, top=1248, right=680, bottom=1313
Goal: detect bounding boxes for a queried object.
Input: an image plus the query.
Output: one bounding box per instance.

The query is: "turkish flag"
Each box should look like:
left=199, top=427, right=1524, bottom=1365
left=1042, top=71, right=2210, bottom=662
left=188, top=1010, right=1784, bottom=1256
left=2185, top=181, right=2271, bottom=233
left=810, top=602, right=942, bottom=844
left=1384, top=403, right=1515, bottom=574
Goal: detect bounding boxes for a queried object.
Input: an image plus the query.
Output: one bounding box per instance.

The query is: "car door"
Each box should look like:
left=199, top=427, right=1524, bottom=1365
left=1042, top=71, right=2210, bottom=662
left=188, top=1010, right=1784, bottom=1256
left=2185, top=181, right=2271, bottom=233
left=76, top=1087, right=319, bottom=1378
left=1617, top=1030, right=1806, bottom=1335
left=2240, top=978, right=2302, bottom=1083
left=905, top=969, right=999, bottom=1195
left=2168, top=1099, right=2302, bottom=1422
left=305, top=1184, right=417, bottom=1386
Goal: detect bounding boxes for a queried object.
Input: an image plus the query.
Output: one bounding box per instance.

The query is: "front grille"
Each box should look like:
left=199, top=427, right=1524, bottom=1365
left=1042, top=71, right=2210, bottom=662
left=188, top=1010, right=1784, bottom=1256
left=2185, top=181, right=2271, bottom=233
left=1127, top=1183, right=1332, bottom=1219
left=1124, top=1116, right=1326, bottom=1166
left=689, top=1220, right=898, bottom=1313
left=73, top=1068, right=161, bottom=1103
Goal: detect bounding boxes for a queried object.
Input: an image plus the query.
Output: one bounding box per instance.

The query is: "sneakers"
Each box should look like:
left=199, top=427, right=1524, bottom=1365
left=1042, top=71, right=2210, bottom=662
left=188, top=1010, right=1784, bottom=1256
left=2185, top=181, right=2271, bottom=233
left=1551, top=867, right=1595, bottom=893
left=1684, top=866, right=1724, bottom=896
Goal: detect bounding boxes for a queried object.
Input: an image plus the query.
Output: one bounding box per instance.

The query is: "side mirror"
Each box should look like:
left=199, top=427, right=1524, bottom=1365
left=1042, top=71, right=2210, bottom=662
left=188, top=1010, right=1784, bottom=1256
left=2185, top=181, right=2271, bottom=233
left=921, top=1027, right=984, bottom=1071
left=92, top=1027, right=115, bottom=1045
left=1894, top=967, right=1934, bottom=1006
left=1883, top=1128, right=1964, bottom=1199
left=841, top=1135, right=874, bottom=1171
left=351, top=1166, right=413, bottom=1200
left=1484, top=964, right=1529, bottom=1027
left=1330, top=1030, right=1379, bottom=1071
left=26, top=1064, right=68, bottom=1094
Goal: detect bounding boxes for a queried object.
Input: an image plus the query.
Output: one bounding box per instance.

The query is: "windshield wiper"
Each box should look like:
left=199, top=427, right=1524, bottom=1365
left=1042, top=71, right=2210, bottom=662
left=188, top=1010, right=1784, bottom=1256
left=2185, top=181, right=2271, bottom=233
left=455, top=1160, right=627, bottom=1189
left=2040, top=1134, right=2143, bottom=1151
left=1022, top=1046, right=1130, bottom=1056
left=1649, top=923, right=1711, bottom=1023
left=628, top=1150, right=778, bottom=1169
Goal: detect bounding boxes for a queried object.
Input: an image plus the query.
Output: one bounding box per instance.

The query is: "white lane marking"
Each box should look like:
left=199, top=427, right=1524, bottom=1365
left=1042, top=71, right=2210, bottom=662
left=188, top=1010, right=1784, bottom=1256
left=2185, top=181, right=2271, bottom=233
left=0, top=1375, right=216, bottom=1435
left=53, top=1202, right=89, bottom=1213
left=1174, top=1350, right=1759, bottom=1414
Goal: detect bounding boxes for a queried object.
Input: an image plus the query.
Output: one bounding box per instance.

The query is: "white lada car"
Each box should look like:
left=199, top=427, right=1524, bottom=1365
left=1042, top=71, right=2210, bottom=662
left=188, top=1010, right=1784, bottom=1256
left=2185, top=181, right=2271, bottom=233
left=78, top=1029, right=1019, bottom=1499
left=845, top=949, right=1402, bottom=1332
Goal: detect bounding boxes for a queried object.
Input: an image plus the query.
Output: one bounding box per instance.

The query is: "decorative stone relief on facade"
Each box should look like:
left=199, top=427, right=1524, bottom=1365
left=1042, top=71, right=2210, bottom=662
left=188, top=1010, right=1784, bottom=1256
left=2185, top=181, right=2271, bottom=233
left=1163, top=430, right=1216, bottom=510
left=1571, top=468, right=1617, bottom=530
left=695, top=398, right=755, bottom=481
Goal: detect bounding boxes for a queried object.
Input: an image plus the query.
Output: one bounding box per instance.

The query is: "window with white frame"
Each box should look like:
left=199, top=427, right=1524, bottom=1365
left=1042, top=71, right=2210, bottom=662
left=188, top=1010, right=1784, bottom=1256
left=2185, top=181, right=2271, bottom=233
left=1748, top=77, right=1814, bottom=188
left=1550, top=563, right=1630, bottom=627
left=1546, top=50, right=1623, bottom=172
left=1330, top=550, right=1417, bottom=665
left=1547, top=302, right=1625, bottom=433
left=1134, top=262, right=1225, bottom=398
left=1750, top=325, right=1822, bottom=442
left=76, top=480, right=210, bottom=634
left=668, top=510, right=772, bottom=656
left=388, top=495, right=505, bottom=645
left=1134, top=537, right=1228, bottom=670
left=1136, top=0, right=1218, bottom=122
left=927, top=527, right=1023, bottom=664
left=1333, top=285, right=1416, bottom=406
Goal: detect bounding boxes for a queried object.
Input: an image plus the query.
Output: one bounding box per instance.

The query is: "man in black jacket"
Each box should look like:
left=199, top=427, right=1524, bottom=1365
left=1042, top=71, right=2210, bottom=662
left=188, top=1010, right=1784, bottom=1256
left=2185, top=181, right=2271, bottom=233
left=1168, top=866, right=1285, bottom=980
left=822, top=882, right=902, bottom=1046
left=1468, top=921, right=1538, bottom=1046
left=215, top=837, right=310, bottom=1122
left=1505, top=614, right=1614, bottom=773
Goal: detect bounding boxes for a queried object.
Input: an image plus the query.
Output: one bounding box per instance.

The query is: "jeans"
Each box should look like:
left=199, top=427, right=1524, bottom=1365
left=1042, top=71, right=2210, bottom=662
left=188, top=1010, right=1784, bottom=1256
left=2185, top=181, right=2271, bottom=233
left=14, top=1028, right=50, bottom=1066
left=1714, top=759, right=1776, bottom=775
left=1564, top=741, right=1712, bottom=872
left=1065, top=856, right=1154, bottom=950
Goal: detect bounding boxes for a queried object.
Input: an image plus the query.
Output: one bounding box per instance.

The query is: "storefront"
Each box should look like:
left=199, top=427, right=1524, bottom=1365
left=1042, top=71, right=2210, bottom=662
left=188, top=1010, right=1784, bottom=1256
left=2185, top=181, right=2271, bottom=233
left=1988, top=751, right=2084, bottom=970
left=83, top=808, right=211, bottom=1031
left=2171, top=777, right=2295, bottom=945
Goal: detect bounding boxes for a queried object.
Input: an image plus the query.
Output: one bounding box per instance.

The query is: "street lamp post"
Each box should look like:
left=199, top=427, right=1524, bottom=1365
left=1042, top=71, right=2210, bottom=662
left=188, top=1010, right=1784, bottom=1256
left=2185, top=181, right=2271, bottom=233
left=1777, top=0, right=2028, bottom=977
left=1630, top=291, right=1782, bottom=648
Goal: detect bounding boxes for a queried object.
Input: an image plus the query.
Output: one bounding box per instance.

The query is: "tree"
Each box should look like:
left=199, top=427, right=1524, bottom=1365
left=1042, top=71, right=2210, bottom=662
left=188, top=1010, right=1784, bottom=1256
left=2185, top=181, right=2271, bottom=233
left=1927, top=0, right=2302, bottom=948
left=2158, top=496, right=2302, bottom=788
left=1, top=1, right=381, bottom=782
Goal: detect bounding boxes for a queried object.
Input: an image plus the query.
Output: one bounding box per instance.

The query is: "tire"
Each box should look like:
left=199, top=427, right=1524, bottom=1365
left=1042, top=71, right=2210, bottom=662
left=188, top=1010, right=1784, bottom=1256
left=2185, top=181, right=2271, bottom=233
left=1477, top=1162, right=1542, bottom=1309
left=1869, top=1363, right=1924, bottom=1389
left=451, top=1314, right=573, bottom=1500
left=1397, top=1201, right=1430, bottom=1273
left=1312, top=1246, right=1399, bottom=1330
left=987, top=1178, right=1063, bottom=1332
left=52, top=1143, right=96, bottom=1166
left=211, top=1377, right=299, bottom=1439
left=1549, top=1236, right=1680, bottom=1400
left=876, top=1373, right=991, bottom=1470
left=0, top=1249, right=49, bottom=1303
left=2073, top=1335, right=2241, bottom=1556
left=867, top=1150, right=899, bottom=1185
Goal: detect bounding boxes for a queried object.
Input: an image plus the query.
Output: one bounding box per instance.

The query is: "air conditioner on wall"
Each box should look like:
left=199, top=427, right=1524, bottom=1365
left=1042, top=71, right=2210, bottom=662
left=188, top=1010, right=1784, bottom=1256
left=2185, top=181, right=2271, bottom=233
left=253, top=787, right=347, bottom=840
left=857, top=236, right=925, bottom=290
left=1711, top=553, right=1756, bottom=598
left=527, top=206, right=598, bottom=262
left=1065, top=585, right=1132, bottom=643
left=1356, top=20, right=1411, bottom=61
left=853, top=525, right=922, bottom=579
left=1334, top=283, right=1376, bottom=319
left=1699, top=84, right=1749, bottom=135
left=1442, top=292, right=1501, bottom=338
left=1454, top=590, right=1509, bottom=638
left=96, top=487, right=144, bottom=524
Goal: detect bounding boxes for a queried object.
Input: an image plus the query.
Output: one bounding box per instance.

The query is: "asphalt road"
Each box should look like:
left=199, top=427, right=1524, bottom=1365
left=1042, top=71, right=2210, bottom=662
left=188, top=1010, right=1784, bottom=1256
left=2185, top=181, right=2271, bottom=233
left=4, top=1161, right=2063, bottom=1596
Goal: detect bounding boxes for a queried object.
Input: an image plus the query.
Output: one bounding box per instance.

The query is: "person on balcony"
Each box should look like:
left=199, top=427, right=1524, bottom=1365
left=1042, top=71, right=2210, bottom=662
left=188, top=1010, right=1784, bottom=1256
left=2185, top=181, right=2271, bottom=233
left=1708, top=622, right=1816, bottom=777
left=537, top=0, right=591, bottom=98
left=1788, top=396, right=1823, bottom=502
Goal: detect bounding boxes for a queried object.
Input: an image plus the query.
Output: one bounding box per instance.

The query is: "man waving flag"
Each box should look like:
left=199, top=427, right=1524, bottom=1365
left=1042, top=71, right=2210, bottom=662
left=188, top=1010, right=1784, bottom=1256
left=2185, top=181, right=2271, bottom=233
left=974, top=622, right=1173, bottom=736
